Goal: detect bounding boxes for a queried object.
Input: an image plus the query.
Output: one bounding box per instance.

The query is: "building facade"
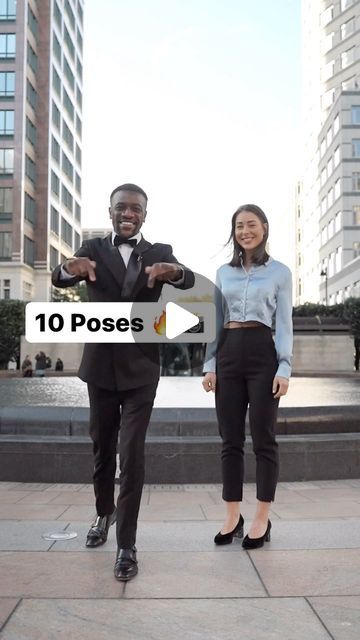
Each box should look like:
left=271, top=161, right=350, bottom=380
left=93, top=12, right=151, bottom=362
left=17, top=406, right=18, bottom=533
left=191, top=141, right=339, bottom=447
left=296, top=0, right=360, bottom=304
left=0, top=0, right=83, bottom=302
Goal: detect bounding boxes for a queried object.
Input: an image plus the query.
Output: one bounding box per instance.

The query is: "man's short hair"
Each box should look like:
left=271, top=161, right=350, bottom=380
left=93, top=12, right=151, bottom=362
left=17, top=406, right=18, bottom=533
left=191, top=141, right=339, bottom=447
left=110, top=183, right=148, bottom=204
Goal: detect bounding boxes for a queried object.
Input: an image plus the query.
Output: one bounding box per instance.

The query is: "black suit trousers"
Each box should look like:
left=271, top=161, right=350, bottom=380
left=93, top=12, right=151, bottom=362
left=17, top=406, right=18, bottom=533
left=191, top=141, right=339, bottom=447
left=88, top=381, right=158, bottom=548
left=215, top=327, right=280, bottom=502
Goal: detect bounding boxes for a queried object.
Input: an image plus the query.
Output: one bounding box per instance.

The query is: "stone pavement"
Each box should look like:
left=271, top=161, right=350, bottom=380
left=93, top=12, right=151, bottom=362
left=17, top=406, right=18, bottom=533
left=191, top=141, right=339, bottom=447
left=0, top=480, right=359, bottom=639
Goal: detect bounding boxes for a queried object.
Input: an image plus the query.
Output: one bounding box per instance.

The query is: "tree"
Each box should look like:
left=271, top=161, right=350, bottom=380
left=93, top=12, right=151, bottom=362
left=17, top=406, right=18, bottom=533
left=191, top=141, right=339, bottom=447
left=343, top=297, right=360, bottom=338
left=51, top=282, right=89, bottom=302
left=0, top=300, right=26, bottom=369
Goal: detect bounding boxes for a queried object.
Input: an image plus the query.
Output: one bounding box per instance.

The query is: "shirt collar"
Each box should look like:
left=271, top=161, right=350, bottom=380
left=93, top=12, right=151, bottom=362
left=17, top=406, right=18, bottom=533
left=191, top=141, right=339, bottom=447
left=240, top=255, right=272, bottom=268
left=112, top=231, right=142, bottom=246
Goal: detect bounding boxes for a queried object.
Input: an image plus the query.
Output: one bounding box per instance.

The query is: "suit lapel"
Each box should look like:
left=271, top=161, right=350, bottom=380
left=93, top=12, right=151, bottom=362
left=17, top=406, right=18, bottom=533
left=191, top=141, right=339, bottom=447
left=98, top=234, right=127, bottom=289
left=121, top=237, right=152, bottom=299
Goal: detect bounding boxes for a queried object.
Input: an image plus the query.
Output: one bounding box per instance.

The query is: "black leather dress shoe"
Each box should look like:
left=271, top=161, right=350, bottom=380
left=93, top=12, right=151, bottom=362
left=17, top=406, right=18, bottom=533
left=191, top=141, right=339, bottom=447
left=85, top=509, right=117, bottom=548
left=114, top=546, right=138, bottom=582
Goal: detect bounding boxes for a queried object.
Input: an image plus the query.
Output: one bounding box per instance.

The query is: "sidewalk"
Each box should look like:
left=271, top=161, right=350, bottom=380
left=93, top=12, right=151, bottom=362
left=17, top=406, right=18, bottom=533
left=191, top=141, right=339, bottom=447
left=0, top=480, right=359, bottom=639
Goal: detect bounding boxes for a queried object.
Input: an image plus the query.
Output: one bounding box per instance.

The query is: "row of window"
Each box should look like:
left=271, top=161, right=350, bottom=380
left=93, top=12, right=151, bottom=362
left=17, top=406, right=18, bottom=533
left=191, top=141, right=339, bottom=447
left=320, top=107, right=360, bottom=161
left=321, top=0, right=356, bottom=29
left=52, top=100, right=82, bottom=151
left=53, top=35, right=83, bottom=85
left=321, top=211, right=342, bottom=246
left=54, top=1, right=83, bottom=54
left=0, top=225, right=82, bottom=263
left=321, top=179, right=341, bottom=216
left=0, top=184, right=81, bottom=229
left=0, top=278, right=10, bottom=299
left=0, top=0, right=16, bottom=21
left=50, top=207, right=81, bottom=252
left=51, top=170, right=81, bottom=218
left=53, top=66, right=82, bottom=114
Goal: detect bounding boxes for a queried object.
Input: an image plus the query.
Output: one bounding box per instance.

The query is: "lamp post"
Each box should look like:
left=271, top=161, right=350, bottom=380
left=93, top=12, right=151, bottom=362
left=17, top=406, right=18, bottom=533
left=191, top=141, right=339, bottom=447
left=320, top=268, right=328, bottom=306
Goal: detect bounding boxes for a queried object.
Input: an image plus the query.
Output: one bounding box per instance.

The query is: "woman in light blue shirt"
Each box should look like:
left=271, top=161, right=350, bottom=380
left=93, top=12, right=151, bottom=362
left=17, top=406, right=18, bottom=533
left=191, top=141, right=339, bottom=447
left=203, top=204, right=293, bottom=549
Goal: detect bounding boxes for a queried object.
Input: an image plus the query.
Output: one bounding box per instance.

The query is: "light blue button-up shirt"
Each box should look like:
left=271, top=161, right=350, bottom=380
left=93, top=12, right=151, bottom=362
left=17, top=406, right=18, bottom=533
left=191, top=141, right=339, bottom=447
left=203, top=257, right=293, bottom=379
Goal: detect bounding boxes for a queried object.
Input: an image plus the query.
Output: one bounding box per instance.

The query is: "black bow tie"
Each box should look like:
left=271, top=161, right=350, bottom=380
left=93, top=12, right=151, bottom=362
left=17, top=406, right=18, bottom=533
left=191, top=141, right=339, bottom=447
left=114, top=236, right=137, bottom=248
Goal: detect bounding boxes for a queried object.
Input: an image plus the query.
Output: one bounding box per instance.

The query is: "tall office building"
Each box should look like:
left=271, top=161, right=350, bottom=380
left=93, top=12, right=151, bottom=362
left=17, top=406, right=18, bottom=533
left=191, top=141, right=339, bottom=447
left=296, top=0, right=360, bottom=305
left=0, top=0, right=83, bottom=302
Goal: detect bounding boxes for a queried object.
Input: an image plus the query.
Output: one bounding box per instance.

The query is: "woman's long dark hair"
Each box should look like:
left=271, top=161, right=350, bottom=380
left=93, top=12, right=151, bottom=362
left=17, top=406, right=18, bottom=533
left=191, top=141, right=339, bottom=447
left=227, top=204, right=270, bottom=267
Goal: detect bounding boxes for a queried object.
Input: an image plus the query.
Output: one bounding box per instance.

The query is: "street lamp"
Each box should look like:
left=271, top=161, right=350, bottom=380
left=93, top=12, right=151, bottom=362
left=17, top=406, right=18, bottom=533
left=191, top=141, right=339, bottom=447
left=320, top=267, right=328, bottom=306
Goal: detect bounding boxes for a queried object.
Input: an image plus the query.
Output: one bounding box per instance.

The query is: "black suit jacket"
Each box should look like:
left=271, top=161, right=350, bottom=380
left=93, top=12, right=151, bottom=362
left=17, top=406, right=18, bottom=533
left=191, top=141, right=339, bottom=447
left=51, top=235, right=195, bottom=390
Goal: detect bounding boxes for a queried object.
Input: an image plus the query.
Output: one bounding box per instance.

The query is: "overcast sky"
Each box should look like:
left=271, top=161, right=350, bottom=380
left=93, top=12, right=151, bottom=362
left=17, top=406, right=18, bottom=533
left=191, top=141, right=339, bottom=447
left=81, top=0, right=301, bottom=280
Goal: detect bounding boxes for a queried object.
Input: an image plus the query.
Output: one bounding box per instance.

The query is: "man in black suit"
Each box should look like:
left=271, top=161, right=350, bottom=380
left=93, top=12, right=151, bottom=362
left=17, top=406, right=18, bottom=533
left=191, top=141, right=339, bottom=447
left=52, top=183, right=194, bottom=581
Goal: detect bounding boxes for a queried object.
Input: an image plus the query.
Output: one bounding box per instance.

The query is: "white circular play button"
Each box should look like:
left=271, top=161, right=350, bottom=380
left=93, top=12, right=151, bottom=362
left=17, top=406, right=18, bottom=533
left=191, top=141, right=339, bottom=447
left=165, top=302, right=202, bottom=340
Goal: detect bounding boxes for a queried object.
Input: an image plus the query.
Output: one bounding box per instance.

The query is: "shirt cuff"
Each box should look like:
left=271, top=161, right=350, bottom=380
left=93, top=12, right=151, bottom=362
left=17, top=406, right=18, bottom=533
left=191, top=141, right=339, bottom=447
left=59, top=264, right=75, bottom=280
left=167, top=266, right=185, bottom=285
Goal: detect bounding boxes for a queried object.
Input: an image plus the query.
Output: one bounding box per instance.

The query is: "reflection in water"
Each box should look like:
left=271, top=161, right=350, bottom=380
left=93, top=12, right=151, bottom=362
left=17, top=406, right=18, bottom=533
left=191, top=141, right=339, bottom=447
left=0, top=376, right=359, bottom=408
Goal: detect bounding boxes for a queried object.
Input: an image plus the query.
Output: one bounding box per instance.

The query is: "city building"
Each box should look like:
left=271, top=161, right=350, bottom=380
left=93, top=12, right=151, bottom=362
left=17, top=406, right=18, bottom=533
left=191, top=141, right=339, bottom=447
left=0, top=0, right=84, bottom=302
left=296, top=0, right=360, bottom=305
left=81, top=227, right=111, bottom=242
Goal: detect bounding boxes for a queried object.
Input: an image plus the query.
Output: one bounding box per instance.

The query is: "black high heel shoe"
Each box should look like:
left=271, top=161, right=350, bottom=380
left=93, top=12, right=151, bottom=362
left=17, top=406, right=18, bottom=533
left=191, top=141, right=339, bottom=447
left=214, top=514, right=244, bottom=545
left=242, top=520, right=271, bottom=549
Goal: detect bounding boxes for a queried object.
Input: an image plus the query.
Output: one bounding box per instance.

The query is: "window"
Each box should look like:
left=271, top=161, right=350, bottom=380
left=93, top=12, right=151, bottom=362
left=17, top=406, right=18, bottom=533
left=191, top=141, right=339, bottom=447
left=321, top=226, right=328, bottom=245
left=353, top=205, right=360, bottom=225
left=327, top=157, right=332, bottom=178
left=51, top=135, right=60, bottom=163
left=75, top=172, right=81, bottom=194
left=51, top=170, right=59, bottom=196
left=64, top=25, right=75, bottom=60
left=76, top=85, right=82, bottom=109
left=75, top=143, right=81, bottom=165
left=62, top=151, right=73, bottom=181
left=327, top=187, right=334, bottom=208
left=327, top=126, right=332, bottom=147
left=321, top=168, right=326, bottom=189
left=335, top=247, right=342, bottom=273
left=50, top=245, right=59, bottom=270
left=65, top=0, right=75, bottom=30
left=24, top=193, right=36, bottom=225
left=334, top=146, right=340, bottom=167
left=25, top=155, right=36, bottom=182
left=328, top=218, right=335, bottom=239
left=0, top=231, right=11, bottom=259
left=352, top=139, right=360, bottom=157
left=53, top=33, right=61, bottom=62
left=26, top=117, right=36, bottom=146
left=76, top=56, right=82, bottom=81
left=52, top=101, right=60, bottom=129
left=54, top=1, right=62, bottom=29
left=353, top=241, right=360, bottom=259
left=341, top=0, right=355, bottom=10
left=341, top=47, right=355, bottom=69
left=63, top=56, right=75, bottom=90
left=61, top=217, right=73, bottom=246
left=51, top=206, right=59, bottom=234
left=352, top=172, right=360, bottom=190
left=342, top=76, right=356, bottom=90
left=335, top=211, right=341, bottom=232
left=322, top=32, right=334, bottom=54
left=76, top=27, right=83, bottom=52
left=0, top=0, right=16, bottom=20
left=334, top=114, right=340, bottom=134
left=334, top=178, right=341, bottom=198
left=0, top=71, right=14, bottom=96
left=24, top=235, right=34, bottom=265
left=0, top=148, right=13, bottom=173
left=321, top=196, right=327, bottom=216
left=0, top=33, right=15, bottom=58
left=0, top=186, right=12, bottom=222
left=320, top=138, right=326, bottom=157
left=74, top=230, right=80, bottom=251
left=76, top=114, right=82, bottom=136
left=0, top=110, right=14, bottom=135
left=53, top=66, right=61, bottom=95
left=351, top=106, right=360, bottom=124
left=3, top=278, right=10, bottom=298
left=77, top=1, right=83, bottom=25
left=62, top=119, right=74, bottom=151
left=322, top=88, right=335, bottom=110
left=26, top=79, right=37, bottom=109
left=341, top=17, right=355, bottom=39
left=321, top=5, right=333, bottom=27
left=27, top=42, right=37, bottom=73
left=63, top=88, right=74, bottom=120
left=322, top=60, right=335, bottom=81
left=75, top=201, right=81, bottom=221
left=62, top=184, right=73, bottom=212
left=28, top=7, right=38, bottom=38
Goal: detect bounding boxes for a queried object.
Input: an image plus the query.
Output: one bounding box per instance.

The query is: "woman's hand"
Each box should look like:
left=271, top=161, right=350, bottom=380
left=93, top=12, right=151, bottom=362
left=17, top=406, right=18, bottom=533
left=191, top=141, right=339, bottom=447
left=272, top=375, right=289, bottom=399
left=202, top=372, right=216, bottom=393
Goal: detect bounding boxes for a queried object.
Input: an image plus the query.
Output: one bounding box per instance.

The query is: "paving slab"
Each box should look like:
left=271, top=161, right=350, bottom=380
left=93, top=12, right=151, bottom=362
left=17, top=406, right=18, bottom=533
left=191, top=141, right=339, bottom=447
left=0, top=599, right=19, bottom=631
left=271, top=500, right=360, bottom=519
left=0, top=597, right=331, bottom=640
left=309, top=596, right=360, bottom=640
left=0, top=521, right=61, bottom=551
left=0, top=504, right=68, bottom=521
left=0, top=551, right=265, bottom=599
left=250, top=549, right=360, bottom=596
